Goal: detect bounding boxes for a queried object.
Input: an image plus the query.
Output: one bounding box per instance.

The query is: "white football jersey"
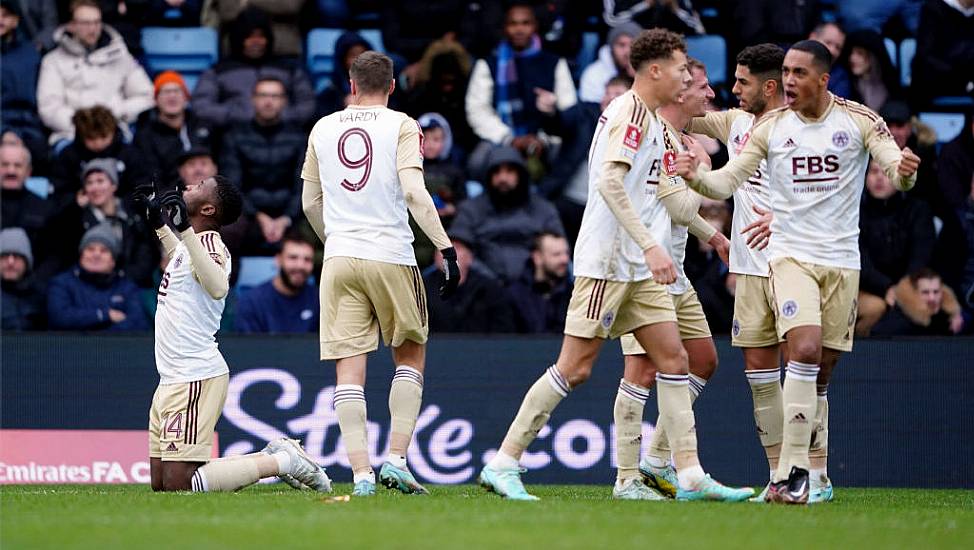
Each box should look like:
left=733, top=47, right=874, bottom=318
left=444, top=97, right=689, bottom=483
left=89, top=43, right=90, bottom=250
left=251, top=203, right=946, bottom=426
left=688, top=109, right=771, bottom=276
left=302, top=105, right=424, bottom=266
left=155, top=231, right=231, bottom=384
left=574, top=90, right=667, bottom=282
left=693, top=95, right=915, bottom=270
left=657, top=120, right=692, bottom=295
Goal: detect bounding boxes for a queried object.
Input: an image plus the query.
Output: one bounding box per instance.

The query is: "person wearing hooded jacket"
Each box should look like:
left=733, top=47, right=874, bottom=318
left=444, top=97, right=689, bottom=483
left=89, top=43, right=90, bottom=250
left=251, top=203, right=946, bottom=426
left=314, top=31, right=373, bottom=119
left=837, top=29, right=903, bottom=112
left=36, top=0, right=153, bottom=145
left=192, top=6, right=314, bottom=130
left=449, top=145, right=564, bottom=283
left=577, top=22, right=639, bottom=104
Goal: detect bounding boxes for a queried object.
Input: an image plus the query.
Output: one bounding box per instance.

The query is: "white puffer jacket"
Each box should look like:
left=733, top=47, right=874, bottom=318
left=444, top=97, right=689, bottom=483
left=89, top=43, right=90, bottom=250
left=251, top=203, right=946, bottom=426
left=37, top=24, right=154, bottom=144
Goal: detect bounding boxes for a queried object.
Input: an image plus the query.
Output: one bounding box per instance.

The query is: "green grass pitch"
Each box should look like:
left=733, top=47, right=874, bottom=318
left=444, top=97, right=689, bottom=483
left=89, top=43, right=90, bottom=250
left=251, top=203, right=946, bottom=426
left=2, top=484, right=972, bottom=549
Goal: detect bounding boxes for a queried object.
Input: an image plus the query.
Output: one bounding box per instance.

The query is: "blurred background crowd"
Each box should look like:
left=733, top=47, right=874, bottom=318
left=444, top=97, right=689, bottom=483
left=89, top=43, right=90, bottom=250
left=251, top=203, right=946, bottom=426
left=2, top=0, right=972, bottom=337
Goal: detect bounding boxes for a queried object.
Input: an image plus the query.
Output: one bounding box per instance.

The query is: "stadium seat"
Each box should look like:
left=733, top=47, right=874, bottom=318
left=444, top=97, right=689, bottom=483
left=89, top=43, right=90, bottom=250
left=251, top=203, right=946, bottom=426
left=24, top=177, right=50, bottom=199
left=884, top=38, right=897, bottom=67
left=235, top=256, right=278, bottom=290
left=932, top=96, right=974, bottom=108
left=306, top=28, right=386, bottom=93
left=899, top=38, right=915, bottom=87
left=686, top=35, right=726, bottom=85
left=141, top=27, right=218, bottom=91
left=575, top=31, right=599, bottom=80
left=919, top=112, right=966, bottom=143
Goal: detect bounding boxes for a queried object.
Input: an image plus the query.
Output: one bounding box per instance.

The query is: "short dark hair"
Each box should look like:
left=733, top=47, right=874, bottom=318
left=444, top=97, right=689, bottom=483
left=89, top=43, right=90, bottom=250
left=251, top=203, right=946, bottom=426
left=630, top=28, right=687, bottom=73
left=279, top=233, right=315, bottom=253
left=909, top=267, right=941, bottom=287
left=737, top=43, right=785, bottom=83
left=607, top=75, right=634, bottom=89
left=70, top=0, right=100, bottom=16
left=811, top=21, right=843, bottom=37
left=788, top=39, right=833, bottom=73
left=73, top=106, right=117, bottom=140
left=349, top=51, right=393, bottom=95
left=253, top=76, right=286, bottom=94
left=532, top=231, right=566, bottom=253
left=212, top=175, right=243, bottom=226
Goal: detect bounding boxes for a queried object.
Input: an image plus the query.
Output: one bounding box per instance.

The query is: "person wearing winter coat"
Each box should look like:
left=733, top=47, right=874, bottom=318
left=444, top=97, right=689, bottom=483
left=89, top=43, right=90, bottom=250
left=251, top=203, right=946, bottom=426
left=36, top=0, right=153, bottom=145
left=192, top=6, right=314, bottom=130
left=1, top=227, right=45, bottom=330
left=0, top=1, right=45, bottom=163
left=871, top=268, right=965, bottom=335
left=46, top=223, right=149, bottom=331
left=577, top=22, right=639, bottom=104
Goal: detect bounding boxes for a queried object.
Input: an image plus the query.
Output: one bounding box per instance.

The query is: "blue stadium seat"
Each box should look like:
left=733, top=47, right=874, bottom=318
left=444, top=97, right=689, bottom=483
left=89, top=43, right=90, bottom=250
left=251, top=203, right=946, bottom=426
left=919, top=112, right=966, bottom=144
left=686, top=35, right=726, bottom=85
left=306, top=28, right=386, bottom=93
left=884, top=38, right=897, bottom=67
left=575, top=31, right=599, bottom=80
left=932, top=96, right=974, bottom=108
left=899, top=38, right=915, bottom=87
left=24, top=177, right=50, bottom=199
left=141, top=27, right=218, bottom=92
left=235, top=256, right=278, bottom=290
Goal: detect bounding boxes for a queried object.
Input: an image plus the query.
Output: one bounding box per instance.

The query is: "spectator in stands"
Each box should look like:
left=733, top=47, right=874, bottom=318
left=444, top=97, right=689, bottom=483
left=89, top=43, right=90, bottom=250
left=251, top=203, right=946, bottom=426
left=134, top=71, right=213, bottom=188
left=49, top=106, right=149, bottom=202
left=404, top=38, right=475, bottom=152
left=508, top=232, right=571, bottom=333
left=193, top=7, right=314, bottom=130
left=2, top=0, right=57, bottom=51
left=424, top=239, right=515, bottom=333
left=47, top=223, right=148, bottom=331
left=731, top=0, right=816, bottom=48
left=56, top=159, right=158, bottom=287
left=177, top=146, right=218, bottom=189
left=911, top=0, right=974, bottom=108
left=872, top=268, right=964, bottom=335
left=542, top=76, right=631, bottom=245
left=450, top=146, right=564, bottom=282
left=220, top=77, right=306, bottom=254
left=146, top=0, right=203, bottom=27
left=604, top=0, right=704, bottom=36
left=857, top=160, right=936, bottom=335
left=315, top=31, right=372, bottom=119
left=0, top=143, right=57, bottom=282
left=839, top=30, right=903, bottom=111
left=235, top=234, right=319, bottom=333
left=203, top=1, right=307, bottom=58
left=808, top=21, right=851, bottom=99
left=37, top=0, right=153, bottom=145
left=931, top=111, right=974, bottom=296
left=684, top=198, right=733, bottom=333
left=839, top=0, right=923, bottom=36
left=380, top=2, right=465, bottom=65
left=577, top=22, right=638, bottom=104
left=1, top=227, right=45, bottom=330
left=464, top=2, right=577, bottom=162
left=880, top=101, right=941, bottom=210
left=411, top=113, right=466, bottom=267
left=1, top=1, right=46, bottom=166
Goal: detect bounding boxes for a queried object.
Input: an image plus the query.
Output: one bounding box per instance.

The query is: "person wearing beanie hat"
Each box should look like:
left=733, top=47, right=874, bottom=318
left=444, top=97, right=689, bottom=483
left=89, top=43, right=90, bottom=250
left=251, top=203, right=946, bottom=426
left=1, top=226, right=45, bottom=330
left=134, top=70, right=212, bottom=188
left=578, top=21, right=641, bottom=103
left=46, top=222, right=148, bottom=331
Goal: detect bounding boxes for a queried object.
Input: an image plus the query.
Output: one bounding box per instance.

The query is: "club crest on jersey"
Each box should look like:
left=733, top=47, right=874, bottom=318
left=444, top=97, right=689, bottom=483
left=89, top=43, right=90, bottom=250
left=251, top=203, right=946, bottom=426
left=832, top=130, right=850, bottom=149
left=781, top=300, right=799, bottom=319
left=601, top=310, right=615, bottom=329
left=623, top=124, right=642, bottom=151
left=662, top=150, right=678, bottom=176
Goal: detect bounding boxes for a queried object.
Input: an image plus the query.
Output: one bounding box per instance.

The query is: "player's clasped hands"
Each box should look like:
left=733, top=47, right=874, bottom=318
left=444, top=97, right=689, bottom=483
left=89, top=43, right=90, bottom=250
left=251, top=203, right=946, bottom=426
left=898, top=147, right=921, bottom=177
left=645, top=245, right=677, bottom=285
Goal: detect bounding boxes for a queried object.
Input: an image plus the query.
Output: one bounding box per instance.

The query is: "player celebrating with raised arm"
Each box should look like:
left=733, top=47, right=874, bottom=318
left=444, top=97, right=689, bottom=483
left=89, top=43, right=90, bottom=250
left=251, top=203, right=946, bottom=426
left=479, top=29, right=749, bottom=502
left=139, top=177, right=332, bottom=493
left=681, top=43, right=790, bottom=501
left=674, top=40, right=920, bottom=504
left=618, top=58, right=738, bottom=500
left=301, top=51, right=460, bottom=497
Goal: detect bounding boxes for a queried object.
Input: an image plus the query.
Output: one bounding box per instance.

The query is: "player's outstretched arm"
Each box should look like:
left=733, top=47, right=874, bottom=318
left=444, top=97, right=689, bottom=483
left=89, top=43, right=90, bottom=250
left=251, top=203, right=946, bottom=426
left=861, top=117, right=920, bottom=191
left=676, top=118, right=771, bottom=199
left=685, top=110, right=736, bottom=144
left=160, top=192, right=229, bottom=300
left=658, top=134, right=712, bottom=226
left=133, top=183, right=180, bottom=261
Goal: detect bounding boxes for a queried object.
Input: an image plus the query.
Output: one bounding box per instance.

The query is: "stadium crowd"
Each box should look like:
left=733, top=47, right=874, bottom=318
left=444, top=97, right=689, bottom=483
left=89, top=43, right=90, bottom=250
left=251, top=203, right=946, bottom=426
left=1, top=0, right=973, bottom=336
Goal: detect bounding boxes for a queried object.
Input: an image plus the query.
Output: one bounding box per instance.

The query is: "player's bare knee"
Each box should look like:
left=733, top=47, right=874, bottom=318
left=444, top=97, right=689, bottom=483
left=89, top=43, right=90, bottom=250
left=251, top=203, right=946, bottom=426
left=563, top=363, right=593, bottom=387
left=787, top=339, right=820, bottom=365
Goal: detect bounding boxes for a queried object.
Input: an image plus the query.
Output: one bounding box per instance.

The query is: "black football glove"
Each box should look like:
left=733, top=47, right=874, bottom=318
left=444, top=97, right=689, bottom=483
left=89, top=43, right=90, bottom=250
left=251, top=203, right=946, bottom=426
left=160, top=190, right=191, bottom=232
left=132, top=183, right=165, bottom=229
left=439, top=246, right=460, bottom=298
